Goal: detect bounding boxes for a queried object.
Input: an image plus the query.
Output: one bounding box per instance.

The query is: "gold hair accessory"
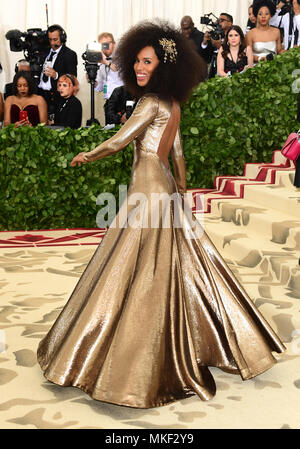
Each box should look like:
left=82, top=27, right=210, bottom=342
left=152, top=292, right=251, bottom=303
left=159, top=38, right=177, bottom=63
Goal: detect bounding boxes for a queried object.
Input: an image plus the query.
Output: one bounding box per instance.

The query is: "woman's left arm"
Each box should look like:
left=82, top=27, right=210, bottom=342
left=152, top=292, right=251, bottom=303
left=276, top=29, right=284, bottom=54
left=73, top=95, right=159, bottom=165
left=216, top=47, right=227, bottom=77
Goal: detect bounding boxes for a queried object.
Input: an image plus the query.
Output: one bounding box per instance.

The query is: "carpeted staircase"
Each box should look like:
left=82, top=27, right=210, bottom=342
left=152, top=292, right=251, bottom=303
left=1, top=151, right=300, bottom=429
left=191, top=150, right=300, bottom=311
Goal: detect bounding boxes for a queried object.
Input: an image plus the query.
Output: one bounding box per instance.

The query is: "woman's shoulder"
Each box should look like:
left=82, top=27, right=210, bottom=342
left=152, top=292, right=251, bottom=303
left=246, top=28, right=255, bottom=38
left=134, top=94, right=160, bottom=116
left=138, top=93, right=160, bottom=107
left=271, top=26, right=280, bottom=37
left=71, top=95, right=82, bottom=104
left=5, top=95, right=15, bottom=104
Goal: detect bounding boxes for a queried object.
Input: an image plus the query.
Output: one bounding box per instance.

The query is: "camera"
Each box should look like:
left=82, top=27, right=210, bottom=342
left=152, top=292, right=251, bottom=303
left=82, top=42, right=102, bottom=82
left=125, top=100, right=135, bottom=120
left=271, top=0, right=293, bottom=15
left=5, top=28, right=49, bottom=83
left=200, top=13, right=225, bottom=40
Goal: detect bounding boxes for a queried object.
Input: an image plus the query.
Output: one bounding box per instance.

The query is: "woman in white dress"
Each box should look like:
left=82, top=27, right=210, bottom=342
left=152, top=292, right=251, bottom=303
left=246, top=0, right=284, bottom=63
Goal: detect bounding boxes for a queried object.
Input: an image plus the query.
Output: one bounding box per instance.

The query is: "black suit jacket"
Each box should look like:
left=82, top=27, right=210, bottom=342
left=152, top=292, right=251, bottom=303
left=50, top=45, right=78, bottom=91
left=190, top=27, right=214, bottom=64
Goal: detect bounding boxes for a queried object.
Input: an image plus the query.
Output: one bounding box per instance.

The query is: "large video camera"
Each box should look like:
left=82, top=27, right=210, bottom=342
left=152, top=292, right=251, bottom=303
left=200, top=13, right=225, bottom=40
left=82, top=42, right=103, bottom=83
left=5, top=28, right=49, bottom=83
left=82, top=42, right=103, bottom=126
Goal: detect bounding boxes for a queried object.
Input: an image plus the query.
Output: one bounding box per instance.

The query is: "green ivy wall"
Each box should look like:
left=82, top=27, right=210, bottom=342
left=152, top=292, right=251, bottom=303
left=1, top=48, right=299, bottom=230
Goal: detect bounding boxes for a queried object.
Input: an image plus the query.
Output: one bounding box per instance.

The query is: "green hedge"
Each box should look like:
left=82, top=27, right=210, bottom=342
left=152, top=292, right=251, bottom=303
left=1, top=47, right=299, bottom=230
left=0, top=125, right=133, bottom=230
left=181, top=47, right=300, bottom=188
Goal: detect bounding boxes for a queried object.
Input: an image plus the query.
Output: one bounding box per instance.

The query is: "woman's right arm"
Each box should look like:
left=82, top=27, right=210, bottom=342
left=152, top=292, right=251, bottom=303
left=3, top=97, right=12, bottom=126
left=217, top=46, right=227, bottom=77
left=77, top=95, right=159, bottom=163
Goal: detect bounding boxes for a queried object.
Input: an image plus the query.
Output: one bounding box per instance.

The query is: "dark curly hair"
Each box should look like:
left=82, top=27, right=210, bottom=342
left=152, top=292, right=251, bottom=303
left=114, top=20, right=206, bottom=103
left=12, top=71, right=35, bottom=97
left=252, top=0, right=276, bottom=17
left=222, top=26, right=247, bottom=60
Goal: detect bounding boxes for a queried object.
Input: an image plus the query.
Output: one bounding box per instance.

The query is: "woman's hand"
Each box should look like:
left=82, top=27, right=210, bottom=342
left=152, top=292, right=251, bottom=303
left=14, top=118, right=30, bottom=128
left=71, top=152, right=88, bottom=167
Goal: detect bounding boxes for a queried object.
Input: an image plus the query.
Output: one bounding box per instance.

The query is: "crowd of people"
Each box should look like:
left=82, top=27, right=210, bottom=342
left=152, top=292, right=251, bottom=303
left=0, top=1, right=300, bottom=156
left=0, top=1, right=299, bottom=128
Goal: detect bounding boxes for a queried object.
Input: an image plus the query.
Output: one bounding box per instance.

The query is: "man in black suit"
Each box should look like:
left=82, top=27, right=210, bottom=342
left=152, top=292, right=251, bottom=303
left=38, top=24, right=77, bottom=117
left=180, top=16, right=213, bottom=66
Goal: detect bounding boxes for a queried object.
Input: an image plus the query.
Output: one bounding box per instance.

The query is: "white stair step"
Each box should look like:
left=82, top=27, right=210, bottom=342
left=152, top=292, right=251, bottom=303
left=243, top=184, right=300, bottom=217
left=205, top=198, right=300, bottom=246
left=199, top=219, right=300, bottom=271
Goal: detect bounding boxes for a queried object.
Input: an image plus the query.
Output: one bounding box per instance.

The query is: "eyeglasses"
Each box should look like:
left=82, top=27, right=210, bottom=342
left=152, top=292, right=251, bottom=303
left=219, top=18, right=231, bottom=23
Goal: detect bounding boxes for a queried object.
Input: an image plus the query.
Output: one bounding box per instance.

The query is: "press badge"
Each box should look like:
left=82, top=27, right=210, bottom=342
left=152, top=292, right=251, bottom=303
left=104, top=84, right=107, bottom=94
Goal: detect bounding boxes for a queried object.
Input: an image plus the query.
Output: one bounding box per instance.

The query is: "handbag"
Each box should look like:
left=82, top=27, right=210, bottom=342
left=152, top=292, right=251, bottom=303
left=281, top=131, right=300, bottom=161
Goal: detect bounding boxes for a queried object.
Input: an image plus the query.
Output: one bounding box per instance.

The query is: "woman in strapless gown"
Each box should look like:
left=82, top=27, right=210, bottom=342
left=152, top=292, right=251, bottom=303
left=245, top=0, right=284, bottom=63
left=4, top=70, right=47, bottom=127
left=37, top=21, right=285, bottom=409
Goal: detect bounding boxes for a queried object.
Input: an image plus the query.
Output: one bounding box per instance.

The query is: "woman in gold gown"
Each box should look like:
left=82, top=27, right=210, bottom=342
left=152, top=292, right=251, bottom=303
left=37, top=21, right=285, bottom=409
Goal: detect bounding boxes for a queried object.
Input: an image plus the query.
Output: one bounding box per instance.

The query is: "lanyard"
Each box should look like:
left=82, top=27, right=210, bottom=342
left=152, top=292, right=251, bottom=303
left=59, top=97, right=70, bottom=113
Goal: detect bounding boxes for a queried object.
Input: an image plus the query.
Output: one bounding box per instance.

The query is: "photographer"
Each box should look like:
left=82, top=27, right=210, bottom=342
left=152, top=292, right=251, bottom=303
left=93, top=32, right=123, bottom=124
left=180, top=16, right=213, bottom=64
left=38, top=24, right=78, bottom=117
left=202, top=13, right=233, bottom=78
left=270, top=0, right=300, bottom=49
left=203, top=13, right=233, bottom=50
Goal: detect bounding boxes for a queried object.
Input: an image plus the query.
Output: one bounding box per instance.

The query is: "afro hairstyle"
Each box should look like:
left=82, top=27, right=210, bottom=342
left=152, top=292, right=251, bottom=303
left=114, top=20, right=206, bottom=103
left=252, top=0, right=276, bottom=17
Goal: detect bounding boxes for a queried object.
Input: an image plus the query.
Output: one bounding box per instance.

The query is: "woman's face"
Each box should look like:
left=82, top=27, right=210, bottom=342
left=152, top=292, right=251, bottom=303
left=134, top=46, right=160, bottom=87
left=257, top=6, right=271, bottom=26
left=227, top=30, right=241, bottom=47
left=16, top=77, right=29, bottom=97
left=57, top=80, right=73, bottom=98
left=248, top=7, right=256, bottom=24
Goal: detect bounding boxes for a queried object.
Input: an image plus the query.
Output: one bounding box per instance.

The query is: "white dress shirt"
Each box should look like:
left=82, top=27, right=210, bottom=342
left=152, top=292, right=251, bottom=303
left=94, top=59, right=123, bottom=100
left=270, top=10, right=300, bottom=49
left=38, top=45, right=62, bottom=90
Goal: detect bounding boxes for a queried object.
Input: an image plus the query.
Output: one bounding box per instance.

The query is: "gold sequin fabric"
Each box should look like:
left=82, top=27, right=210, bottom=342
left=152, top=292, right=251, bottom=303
left=37, top=94, right=285, bottom=408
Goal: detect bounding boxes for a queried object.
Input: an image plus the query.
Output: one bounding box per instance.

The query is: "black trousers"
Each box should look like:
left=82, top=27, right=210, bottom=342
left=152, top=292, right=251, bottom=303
left=104, top=100, right=109, bottom=125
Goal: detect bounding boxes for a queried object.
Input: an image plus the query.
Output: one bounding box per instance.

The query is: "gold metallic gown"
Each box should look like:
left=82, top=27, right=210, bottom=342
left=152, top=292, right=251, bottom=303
left=37, top=94, right=285, bottom=408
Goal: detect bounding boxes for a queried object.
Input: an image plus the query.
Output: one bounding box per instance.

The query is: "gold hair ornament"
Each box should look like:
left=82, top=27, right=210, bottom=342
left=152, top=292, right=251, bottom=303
left=159, top=38, right=177, bottom=63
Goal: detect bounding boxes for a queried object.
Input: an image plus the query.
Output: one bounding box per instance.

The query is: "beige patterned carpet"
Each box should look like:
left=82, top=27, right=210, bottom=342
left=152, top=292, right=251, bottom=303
left=0, top=152, right=300, bottom=429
